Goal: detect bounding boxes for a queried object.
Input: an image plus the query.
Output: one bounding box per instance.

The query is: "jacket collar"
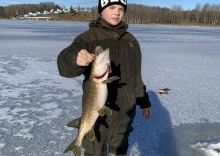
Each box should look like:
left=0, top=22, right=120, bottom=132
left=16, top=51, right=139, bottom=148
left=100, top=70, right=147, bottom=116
left=89, top=17, right=128, bottom=33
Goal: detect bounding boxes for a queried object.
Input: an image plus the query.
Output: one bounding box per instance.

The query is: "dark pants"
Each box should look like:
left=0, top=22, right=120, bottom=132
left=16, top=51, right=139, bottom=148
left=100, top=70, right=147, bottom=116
left=82, top=125, right=133, bottom=156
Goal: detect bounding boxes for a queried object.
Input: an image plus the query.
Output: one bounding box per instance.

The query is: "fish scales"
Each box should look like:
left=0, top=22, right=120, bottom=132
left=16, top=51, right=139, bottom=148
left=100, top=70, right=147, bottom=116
left=80, top=81, right=107, bottom=134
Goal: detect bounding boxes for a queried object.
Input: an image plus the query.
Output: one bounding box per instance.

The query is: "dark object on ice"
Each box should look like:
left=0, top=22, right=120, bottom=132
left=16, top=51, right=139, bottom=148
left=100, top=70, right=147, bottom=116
left=161, top=88, right=170, bottom=91
left=158, top=88, right=171, bottom=94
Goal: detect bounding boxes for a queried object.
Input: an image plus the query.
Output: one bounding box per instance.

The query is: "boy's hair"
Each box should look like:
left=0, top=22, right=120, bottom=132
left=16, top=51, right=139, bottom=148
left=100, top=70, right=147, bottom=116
left=98, top=0, right=127, bottom=14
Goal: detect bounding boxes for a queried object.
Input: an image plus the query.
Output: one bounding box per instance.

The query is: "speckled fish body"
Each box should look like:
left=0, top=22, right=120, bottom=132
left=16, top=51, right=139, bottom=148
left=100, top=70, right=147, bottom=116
left=63, top=46, right=119, bottom=156
left=74, top=47, right=110, bottom=146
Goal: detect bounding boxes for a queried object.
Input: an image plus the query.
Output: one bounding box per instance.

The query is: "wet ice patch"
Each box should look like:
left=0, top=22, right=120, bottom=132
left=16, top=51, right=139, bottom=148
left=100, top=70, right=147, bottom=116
left=38, top=108, right=63, bottom=123
left=12, top=118, right=36, bottom=139
left=0, top=107, right=13, bottom=122
left=42, top=103, right=58, bottom=110
left=13, top=128, right=34, bottom=139
left=11, top=107, right=28, bottom=115
left=191, top=141, right=220, bottom=156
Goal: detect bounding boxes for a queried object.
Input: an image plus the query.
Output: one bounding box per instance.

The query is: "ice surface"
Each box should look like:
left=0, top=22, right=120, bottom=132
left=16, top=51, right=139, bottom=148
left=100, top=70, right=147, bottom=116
left=0, top=19, right=220, bottom=156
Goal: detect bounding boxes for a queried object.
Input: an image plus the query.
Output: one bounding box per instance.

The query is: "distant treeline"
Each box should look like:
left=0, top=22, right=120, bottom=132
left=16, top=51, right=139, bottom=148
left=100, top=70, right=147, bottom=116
left=0, top=2, right=60, bottom=17
left=123, top=3, right=220, bottom=25
left=1, top=2, right=220, bottom=25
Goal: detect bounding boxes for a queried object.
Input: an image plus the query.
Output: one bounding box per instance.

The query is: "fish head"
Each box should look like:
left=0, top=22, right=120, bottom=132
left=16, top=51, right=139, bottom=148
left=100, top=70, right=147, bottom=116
left=91, top=46, right=111, bottom=82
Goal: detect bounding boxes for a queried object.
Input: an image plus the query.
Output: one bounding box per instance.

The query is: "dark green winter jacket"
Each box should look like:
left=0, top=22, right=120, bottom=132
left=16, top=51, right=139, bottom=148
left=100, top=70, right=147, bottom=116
left=57, top=18, right=151, bottom=129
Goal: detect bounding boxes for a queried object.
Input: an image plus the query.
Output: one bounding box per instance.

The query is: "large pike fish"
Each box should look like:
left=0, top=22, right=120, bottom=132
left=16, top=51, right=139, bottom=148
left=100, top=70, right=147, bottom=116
left=63, top=46, right=119, bottom=156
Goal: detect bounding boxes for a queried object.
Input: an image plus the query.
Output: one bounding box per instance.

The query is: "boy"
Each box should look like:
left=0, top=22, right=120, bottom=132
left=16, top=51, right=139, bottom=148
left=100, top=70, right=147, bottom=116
left=57, top=0, right=152, bottom=155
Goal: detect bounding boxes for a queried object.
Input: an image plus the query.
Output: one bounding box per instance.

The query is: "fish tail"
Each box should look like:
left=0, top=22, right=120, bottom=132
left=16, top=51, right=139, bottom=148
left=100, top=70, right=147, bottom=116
left=63, top=140, right=82, bottom=156
left=72, top=145, right=82, bottom=156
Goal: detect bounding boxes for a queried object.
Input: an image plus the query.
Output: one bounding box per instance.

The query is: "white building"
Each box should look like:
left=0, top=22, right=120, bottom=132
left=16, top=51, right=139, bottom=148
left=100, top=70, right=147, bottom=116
left=43, top=11, right=51, bottom=15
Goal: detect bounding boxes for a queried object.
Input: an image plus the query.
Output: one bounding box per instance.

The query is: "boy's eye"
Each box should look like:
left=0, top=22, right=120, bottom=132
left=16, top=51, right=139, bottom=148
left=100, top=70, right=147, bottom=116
left=119, top=8, right=124, bottom=12
left=108, top=6, right=124, bottom=12
left=109, top=6, right=115, bottom=9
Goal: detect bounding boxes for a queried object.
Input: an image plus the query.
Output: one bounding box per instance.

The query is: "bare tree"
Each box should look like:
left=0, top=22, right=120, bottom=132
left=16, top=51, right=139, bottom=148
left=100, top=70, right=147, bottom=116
left=194, top=3, right=202, bottom=23
left=171, top=5, right=184, bottom=24
left=202, top=3, right=210, bottom=24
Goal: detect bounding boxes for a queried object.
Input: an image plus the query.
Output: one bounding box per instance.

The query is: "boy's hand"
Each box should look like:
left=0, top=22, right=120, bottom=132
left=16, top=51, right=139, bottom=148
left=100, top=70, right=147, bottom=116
left=142, top=107, right=152, bottom=120
left=76, top=49, right=95, bottom=66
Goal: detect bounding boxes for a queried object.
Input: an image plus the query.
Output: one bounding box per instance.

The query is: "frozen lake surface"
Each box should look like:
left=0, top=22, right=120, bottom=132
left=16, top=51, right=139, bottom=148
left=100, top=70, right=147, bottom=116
left=0, top=19, right=220, bottom=156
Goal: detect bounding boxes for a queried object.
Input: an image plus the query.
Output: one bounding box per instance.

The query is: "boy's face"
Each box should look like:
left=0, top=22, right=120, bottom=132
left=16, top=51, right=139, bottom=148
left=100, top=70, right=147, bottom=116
left=101, top=5, right=125, bottom=26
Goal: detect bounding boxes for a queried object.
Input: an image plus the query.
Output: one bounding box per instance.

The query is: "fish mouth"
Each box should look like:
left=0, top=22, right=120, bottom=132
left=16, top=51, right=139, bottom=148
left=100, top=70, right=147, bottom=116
left=94, top=64, right=110, bottom=79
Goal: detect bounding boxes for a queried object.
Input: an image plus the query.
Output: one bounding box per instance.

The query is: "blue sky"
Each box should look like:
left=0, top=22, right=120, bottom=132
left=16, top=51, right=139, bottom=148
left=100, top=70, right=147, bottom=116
left=0, top=0, right=220, bottom=10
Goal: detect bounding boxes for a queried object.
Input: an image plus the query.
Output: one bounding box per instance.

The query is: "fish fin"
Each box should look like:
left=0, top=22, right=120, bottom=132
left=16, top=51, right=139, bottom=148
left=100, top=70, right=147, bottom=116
left=103, top=76, right=120, bottom=84
left=67, top=117, right=80, bottom=128
left=97, top=108, right=105, bottom=117
left=95, top=46, right=103, bottom=56
left=97, top=106, right=112, bottom=117
left=86, top=129, right=95, bottom=141
left=103, top=106, right=112, bottom=116
left=63, top=140, right=82, bottom=156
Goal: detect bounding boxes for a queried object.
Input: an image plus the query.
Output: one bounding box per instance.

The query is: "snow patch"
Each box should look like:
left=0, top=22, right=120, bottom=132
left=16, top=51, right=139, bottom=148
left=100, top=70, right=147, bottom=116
left=15, top=146, right=24, bottom=151
left=191, top=141, right=220, bottom=156
left=0, top=143, right=5, bottom=149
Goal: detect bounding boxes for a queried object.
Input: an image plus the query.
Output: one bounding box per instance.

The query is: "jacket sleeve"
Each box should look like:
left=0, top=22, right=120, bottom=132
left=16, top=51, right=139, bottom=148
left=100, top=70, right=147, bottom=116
left=57, top=36, right=87, bottom=78
left=135, top=42, right=151, bottom=109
